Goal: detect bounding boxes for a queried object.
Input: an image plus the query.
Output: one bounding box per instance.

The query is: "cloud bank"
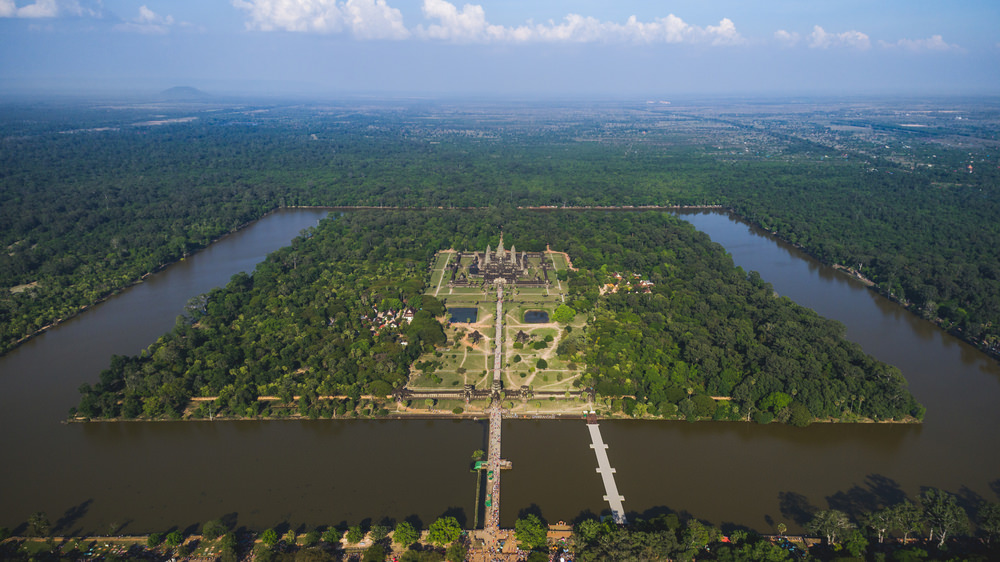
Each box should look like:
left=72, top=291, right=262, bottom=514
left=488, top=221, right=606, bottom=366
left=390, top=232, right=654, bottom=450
left=231, top=0, right=409, bottom=39
left=231, top=0, right=743, bottom=45
left=808, top=25, right=871, bottom=50
left=0, top=0, right=84, bottom=18
left=415, top=0, right=742, bottom=45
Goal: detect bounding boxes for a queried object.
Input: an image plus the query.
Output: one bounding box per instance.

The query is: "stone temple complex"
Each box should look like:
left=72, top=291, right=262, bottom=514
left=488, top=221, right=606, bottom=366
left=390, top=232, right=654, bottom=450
left=448, top=237, right=551, bottom=287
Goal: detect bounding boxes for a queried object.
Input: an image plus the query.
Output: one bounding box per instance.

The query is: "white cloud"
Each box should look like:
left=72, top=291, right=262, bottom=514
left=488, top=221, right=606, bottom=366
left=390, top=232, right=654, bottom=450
left=879, top=35, right=961, bottom=52
left=230, top=0, right=742, bottom=45
left=1, top=0, right=85, bottom=18
left=114, top=5, right=175, bottom=34
left=416, top=0, right=743, bottom=45
left=774, top=29, right=800, bottom=47
left=417, top=0, right=487, bottom=41
left=232, top=0, right=408, bottom=38
left=809, top=25, right=870, bottom=50
left=232, top=0, right=345, bottom=32
left=343, top=0, right=409, bottom=39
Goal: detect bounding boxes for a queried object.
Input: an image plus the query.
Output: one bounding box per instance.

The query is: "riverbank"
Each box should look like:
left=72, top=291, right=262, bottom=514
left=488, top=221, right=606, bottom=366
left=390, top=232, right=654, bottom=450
left=4, top=206, right=331, bottom=359
left=727, top=208, right=1000, bottom=363
left=67, top=402, right=921, bottom=425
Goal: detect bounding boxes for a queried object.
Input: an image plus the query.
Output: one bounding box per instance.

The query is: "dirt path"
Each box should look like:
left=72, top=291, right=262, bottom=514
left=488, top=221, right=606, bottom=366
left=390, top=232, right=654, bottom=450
left=535, top=373, right=580, bottom=389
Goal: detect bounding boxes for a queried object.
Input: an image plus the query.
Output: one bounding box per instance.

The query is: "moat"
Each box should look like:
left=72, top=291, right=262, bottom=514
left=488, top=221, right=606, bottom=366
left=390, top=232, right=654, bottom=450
left=0, top=208, right=997, bottom=535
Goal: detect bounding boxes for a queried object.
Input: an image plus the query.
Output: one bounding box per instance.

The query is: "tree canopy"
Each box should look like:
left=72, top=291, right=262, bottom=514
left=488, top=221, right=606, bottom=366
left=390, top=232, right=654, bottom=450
left=76, top=209, right=920, bottom=424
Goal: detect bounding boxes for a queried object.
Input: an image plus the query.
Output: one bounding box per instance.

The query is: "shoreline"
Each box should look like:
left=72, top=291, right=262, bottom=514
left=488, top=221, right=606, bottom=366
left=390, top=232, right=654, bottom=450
left=726, top=208, right=1000, bottom=363
left=67, top=408, right=921, bottom=425
left=4, top=206, right=301, bottom=357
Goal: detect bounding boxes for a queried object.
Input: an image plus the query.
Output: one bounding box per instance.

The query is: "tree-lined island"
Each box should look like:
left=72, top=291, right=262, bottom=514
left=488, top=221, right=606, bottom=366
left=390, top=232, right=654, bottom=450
left=74, top=210, right=922, bottom=425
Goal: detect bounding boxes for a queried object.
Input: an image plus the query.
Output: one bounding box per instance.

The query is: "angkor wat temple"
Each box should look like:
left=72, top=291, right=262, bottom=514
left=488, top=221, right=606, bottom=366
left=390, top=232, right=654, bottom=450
left=448, top=238, right=551, bottom=287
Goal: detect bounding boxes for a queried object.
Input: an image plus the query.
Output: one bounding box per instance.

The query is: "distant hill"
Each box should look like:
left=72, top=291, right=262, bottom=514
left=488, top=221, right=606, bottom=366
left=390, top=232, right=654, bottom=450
left=158, top=86, right=210, bottom=101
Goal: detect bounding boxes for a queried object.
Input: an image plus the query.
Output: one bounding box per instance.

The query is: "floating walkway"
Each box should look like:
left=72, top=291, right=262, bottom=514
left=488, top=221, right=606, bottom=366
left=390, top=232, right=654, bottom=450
left=587, top=420, right=627, bottom=524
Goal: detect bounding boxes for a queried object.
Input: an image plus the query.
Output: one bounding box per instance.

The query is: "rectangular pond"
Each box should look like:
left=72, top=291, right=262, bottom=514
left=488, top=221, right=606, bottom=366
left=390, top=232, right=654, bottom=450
left=524, top=310, right=549, bottom=323
left=448, top=307, right=479, bottom=323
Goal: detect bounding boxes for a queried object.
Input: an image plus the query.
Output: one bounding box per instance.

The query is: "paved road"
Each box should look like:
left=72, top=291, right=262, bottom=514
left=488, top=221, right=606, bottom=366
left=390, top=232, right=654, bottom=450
left=484, top=286, right=505, bottom=546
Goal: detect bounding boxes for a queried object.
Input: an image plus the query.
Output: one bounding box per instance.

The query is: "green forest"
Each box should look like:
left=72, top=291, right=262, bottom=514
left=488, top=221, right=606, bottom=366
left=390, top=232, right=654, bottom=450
left=2, top=100, right=998, bottom=360
left=74, top=210, right=921, bottom=424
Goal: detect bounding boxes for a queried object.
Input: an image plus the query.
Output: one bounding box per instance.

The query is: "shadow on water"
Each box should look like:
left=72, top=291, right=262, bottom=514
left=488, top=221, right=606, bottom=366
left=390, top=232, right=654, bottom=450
left=403, top=514, right=424, bottom=532
left=777, top=492, right=817, bottom=527
left=52, top=499, right=93, bottom=536
left=439, top=507, right=467, bottom=529
left=516, top=504, right=546, bottom=525
left=825, top=474, right=908, bottom=520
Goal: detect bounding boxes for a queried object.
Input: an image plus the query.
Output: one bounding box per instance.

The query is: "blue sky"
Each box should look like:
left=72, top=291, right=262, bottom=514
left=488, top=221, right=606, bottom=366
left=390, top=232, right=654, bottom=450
left=1, top=0, right=998, bottom=97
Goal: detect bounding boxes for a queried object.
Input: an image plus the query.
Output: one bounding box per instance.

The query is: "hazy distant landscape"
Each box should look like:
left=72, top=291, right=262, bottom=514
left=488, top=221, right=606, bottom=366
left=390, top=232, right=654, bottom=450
left=4, top=97, right=999, bottom=361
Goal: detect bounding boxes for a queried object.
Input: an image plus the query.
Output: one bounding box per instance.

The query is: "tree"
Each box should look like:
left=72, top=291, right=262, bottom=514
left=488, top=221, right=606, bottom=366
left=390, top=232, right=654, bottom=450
left=978, top=500, right=1000, bottom=544
left=716, top=538, right=792, bottom=562
left=445, top=540, right=468, bottom=562
left=427, top=516, right=461, bottom=545
left=369, top=524, right=390, bottom=542
left=261, top=528, right=279, bottom=548
left=303, top=530, right=321, bottom=547
left=788, top=402, right=812, bottom=427
left=322, top=527, right=343, bottom=543
left=889, top=500, right=923, bottom=544
left=843, top=528, right=868, bottom=558
left=536, top=358, right=548, bottom=369
left=165, top=530, right=184, bottom=547
left=573, top=519, right=602, bottom=547
left=254, top=544, right=277, bottom=562
left=862, top=506, right=894, bottom=543
left=202, top=519, right=227, bottom=540
left=805, top=509, right=853, bottom=545
left=394, top=521, right=419, bottom=546
left=401, top=550, right=445, bottom=562
left=515, top=514, right=547, bottom=550
left=682, top=519, right=717, bottom=553
left=362, top=543, right=386, bottom=562
left=219, top=533, right=238, bottom=561
left=147, top=532, right=164, bottom=547
left=471, top=449, right=485, bottom=461
left=552, top=304, right=576, bottom=324
left=527, top=552, right=548, bottom=562
left=27, top=511, right=50, bottom=537
left=346, top=524, right=366, bottom=544
left=921, top=488, right=969, bottom=547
